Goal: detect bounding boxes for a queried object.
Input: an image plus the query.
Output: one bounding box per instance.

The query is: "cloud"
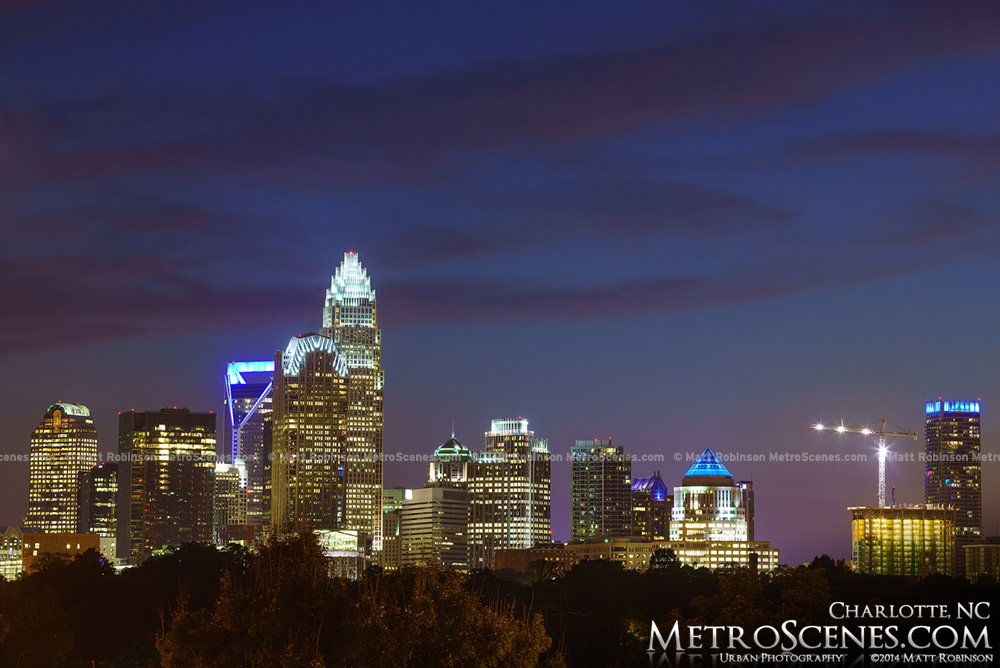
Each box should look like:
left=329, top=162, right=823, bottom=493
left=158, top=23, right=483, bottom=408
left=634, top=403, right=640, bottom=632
left=369, top=177, right=797, bottom=266
left=4, top=2, right=999, bottom=189
left=0, top=252, right=316, bottom=354
left=875, top=201, right=994, bottom=246
left=789, top=131, right=1000, bottom=171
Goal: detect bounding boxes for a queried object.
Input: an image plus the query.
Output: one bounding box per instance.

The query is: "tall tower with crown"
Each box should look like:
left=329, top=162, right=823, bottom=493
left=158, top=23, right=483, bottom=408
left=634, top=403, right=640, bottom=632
left=320, top=251, right=384, bottom=548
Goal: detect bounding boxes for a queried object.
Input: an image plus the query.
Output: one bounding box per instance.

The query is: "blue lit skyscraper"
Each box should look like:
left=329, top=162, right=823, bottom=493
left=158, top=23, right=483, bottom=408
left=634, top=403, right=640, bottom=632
left=925, top=399, right=982, bottom=578
left=320, top=251, right=384, bottom=549
left=630, top=471, right=670, bottom=541
left=224, top=361, right=273, bottom=525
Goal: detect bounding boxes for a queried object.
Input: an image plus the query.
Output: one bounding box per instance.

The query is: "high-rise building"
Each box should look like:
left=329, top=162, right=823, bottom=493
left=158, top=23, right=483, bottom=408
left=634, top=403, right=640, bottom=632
left=320, top=251, right=384, bottom=549
left=571, top=439, right=631, bottom=541
left=400, top=486, right=469, bottom=570
left=965, top=538, right=1000, bottom=582
left=666, top=448, right=778, bottom=571
left=224, top=361, right=274, bottom=526
left=271, top=333, right=349, bottom=531
left=427, top=435, right=472, bottom=488
left=213, top=460, right=250, bottom=545
left=738, top=480, right=755, bottom=541
left=118, top=408, right=216, bottom=563
left=851, top=505, right=956, bottom=577
left=924, top=399, right=982, bottom=577
left=671, top=449, right=749, bottom=542
left=468, top=418, right=551, bottom=569
left=78, top=463, right=117, bottom=562
left=380, top=488, right=408, bottom=572
left=631, top=472, right=671, bottom=541
left=1, top=526, right=23, bottom=580
left=26, top=403, right=98, bottom=533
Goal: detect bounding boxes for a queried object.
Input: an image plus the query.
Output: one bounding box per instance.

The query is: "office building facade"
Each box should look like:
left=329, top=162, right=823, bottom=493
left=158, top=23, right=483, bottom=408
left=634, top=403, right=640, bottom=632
left=965, top=539, right=1000, bottom=582
left=118, top=408, right=216, bottom=563
left=214, top=460, right=250, bottom=544
left=631, top=472, right=671, bottom=541
left=851, top=504, right=956, bottom=577
left=468, top=418, right=551, bottom=569
left=400, top=486, right=469, bottom=570
left=26, top=403, right=98, bottom=533
left=22, top=532, right=101, bottom=574
left=0, top=526, right=23, bottom=580
left=271, top=333, right=349, bottom=531
left=571, top=439, right=631, bottom=541
left=380, top=488, right=407, bottom=572
left=77, top=462, right=118, bottom=562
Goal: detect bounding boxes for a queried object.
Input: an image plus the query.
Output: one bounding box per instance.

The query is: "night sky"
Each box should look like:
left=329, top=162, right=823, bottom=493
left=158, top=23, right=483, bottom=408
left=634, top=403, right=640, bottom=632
left=2, top=1, right=999, bottom=566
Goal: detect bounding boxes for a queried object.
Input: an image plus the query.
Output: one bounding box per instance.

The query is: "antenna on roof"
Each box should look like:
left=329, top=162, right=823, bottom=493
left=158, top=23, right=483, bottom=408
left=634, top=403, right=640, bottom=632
left=451, top=420, right=455, bottom=439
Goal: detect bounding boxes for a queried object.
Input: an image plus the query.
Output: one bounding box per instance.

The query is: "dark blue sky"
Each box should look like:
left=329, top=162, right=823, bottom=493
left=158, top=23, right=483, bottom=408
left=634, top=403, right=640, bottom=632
left=2, top=0, right=999, bottom=565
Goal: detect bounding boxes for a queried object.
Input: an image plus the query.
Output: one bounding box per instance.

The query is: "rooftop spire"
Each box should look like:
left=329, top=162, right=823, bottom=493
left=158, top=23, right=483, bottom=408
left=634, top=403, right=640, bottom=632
left=684, top=447, right=733, bottom=478
left=329, top=251, right=374, bottom=303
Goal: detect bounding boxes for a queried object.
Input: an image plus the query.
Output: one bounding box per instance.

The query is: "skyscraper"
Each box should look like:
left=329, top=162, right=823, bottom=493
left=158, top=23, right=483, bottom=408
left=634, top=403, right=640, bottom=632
left=213, top=459, right=249, bottom=544
left=671, top=448, right=749, bottom=542
left=320, top=251, right=384, bottom=549
left=224, top=360, right=273, bottom=525
left=271, top=333, right=349, bottom=531
left=571, top=439, right=631, bottom=541
left=427, top=435, right=472, bottom=488
left=468, top=418, right=551, bottom=569
left=78, top=462, right=118, bottom=561
left=851, top=505, right=956, bottom=577
left=738, top=480, right=755, bottom=541
left=924, top=399, right=982, bottom=578
left=400, top=486, right=469, bottom=570
left=664, top=448, right=779, bottom=571
left=380, top=488, right=407, bottom=572
left=26, top=402, right=98, bottom=533
left=630, top=472, right=671, bottom=541
left=118, top=408, right=216, bottom=563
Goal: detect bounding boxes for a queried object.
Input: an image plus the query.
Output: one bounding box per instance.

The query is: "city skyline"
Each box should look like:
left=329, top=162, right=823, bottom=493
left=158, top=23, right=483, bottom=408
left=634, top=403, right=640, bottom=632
left=2, top=1, right=1000, bottom=567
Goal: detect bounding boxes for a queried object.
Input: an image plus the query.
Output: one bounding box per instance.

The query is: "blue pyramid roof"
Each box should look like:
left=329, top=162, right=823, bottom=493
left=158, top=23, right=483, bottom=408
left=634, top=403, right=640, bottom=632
left=684, top=447, right=732, bottom=478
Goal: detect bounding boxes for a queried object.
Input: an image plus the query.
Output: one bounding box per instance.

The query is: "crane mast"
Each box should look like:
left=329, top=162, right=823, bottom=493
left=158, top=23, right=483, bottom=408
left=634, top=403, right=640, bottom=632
left=808, top=418, right=917, bottom=508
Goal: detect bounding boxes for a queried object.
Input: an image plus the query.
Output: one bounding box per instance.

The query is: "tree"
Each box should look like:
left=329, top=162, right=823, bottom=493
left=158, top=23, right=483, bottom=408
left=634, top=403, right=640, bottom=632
left=157, top=533, right=559, bottom=668
left=692, top=568, right=771, bottom=628
left=0, top=579, right=72, bottom=668
left=773, top=566, right=831, bottom=624
left=649, top=548, right=681, bottom=571
left=807, top=554, right=851, bottom=577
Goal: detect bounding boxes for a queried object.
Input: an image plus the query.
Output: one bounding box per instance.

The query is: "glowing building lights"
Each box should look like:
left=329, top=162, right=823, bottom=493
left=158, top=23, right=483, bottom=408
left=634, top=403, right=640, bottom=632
left=669, top=448, right=774, bottom=570
left=850, top=505, right=956, bottom=576
left=571, top=439, right=631, bottom=541
left=26, top=403, right=98, bottom=534
left=118, top=408, right=216, bottom=563
left=272, top=251, right=383, bottom=548
left=467, top=418, right=551, bottom=569
left=924, top=398, right=982, bottom=578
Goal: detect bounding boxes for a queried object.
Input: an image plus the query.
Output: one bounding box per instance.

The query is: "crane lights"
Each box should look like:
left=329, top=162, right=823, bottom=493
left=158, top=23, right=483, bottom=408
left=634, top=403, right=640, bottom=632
left=808, top=418, right=917, bottom=508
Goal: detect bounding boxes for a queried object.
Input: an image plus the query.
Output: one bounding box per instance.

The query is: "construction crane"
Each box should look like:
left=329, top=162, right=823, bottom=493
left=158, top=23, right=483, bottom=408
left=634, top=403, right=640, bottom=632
left=808, top=418, right=917, bottom=508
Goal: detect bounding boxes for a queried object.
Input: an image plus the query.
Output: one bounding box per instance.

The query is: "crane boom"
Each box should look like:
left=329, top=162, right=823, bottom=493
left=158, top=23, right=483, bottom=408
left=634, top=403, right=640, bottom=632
left=808, top=422, right=917, bottom=439
left=808, top=418, right=917, bottom=508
